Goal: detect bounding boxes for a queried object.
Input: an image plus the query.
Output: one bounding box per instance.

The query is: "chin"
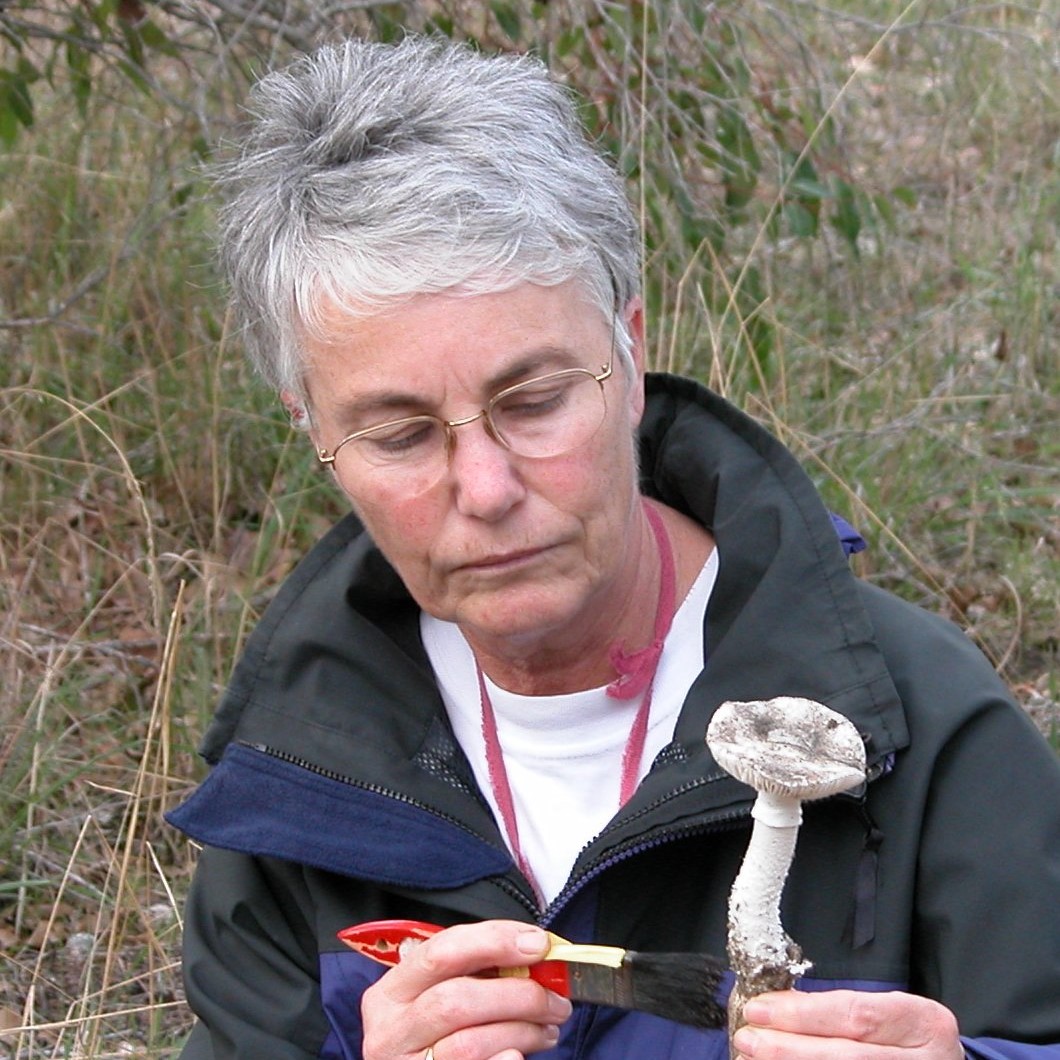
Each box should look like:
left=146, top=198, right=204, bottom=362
left=456, top=588, right=586, bottom=646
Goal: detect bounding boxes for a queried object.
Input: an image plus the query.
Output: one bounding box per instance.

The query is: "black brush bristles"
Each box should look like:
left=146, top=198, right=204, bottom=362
left=563, top=951, right=727, bottom=1030
left=625, top=951, right=728, bottom=1029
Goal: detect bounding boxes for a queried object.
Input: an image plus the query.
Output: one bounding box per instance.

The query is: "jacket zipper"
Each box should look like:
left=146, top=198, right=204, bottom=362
left=245, top=741, right=879, bottom=929
left=243, top=741, right=746, bottom=919
left=542, top=773, right=879, bottom=926
left=542, top=774, right=751, bottom=924
left=243, top=740, right=542, bottom=914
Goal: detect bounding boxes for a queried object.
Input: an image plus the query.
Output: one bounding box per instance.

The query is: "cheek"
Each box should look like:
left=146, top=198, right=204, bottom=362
left=348, top=487, right=442, bottom=571
left=535, top=445, right=638, bottom=542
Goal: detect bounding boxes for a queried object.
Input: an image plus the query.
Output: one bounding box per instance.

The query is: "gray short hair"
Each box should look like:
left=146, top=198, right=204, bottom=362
left=215, top=35, right=642, bottom=398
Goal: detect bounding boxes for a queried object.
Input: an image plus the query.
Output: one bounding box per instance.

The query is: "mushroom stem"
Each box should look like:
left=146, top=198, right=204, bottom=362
left=725, top=792, right=812, bottom=1052
left=705, top=697, right=867, bottom=1058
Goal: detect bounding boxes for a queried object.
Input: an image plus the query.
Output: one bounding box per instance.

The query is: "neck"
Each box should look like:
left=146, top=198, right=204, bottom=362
left=474, top=640, right=634, bottom=696
left=469, top=504, right=662, bottom=695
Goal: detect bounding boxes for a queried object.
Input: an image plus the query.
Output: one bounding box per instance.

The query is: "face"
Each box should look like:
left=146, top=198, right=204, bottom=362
left=300, top=280, right=646, bottom=659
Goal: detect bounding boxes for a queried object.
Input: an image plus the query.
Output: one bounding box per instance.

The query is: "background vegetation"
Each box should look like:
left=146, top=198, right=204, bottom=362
left=2, top=0, right=1056, bottom=1054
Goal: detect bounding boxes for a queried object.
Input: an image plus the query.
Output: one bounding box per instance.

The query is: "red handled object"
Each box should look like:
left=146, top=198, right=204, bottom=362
left=337, top=919, right=443, bottom=965
left=338, top=919, right=573, bottom=994
left=337, top=918, right=726, bottom=1029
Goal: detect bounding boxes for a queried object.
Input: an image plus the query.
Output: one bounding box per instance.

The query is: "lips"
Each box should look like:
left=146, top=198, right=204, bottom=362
left=450, top=542, right=561, bottom=575
left=457, top=547, right=545, bottom=571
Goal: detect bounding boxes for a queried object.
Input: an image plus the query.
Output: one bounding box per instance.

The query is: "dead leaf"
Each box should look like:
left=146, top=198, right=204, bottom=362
left=0, top=1006, right=23, bottom=1031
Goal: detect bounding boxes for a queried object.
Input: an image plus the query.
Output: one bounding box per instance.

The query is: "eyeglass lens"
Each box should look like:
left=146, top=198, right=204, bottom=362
left=334, top=369, right=607, bottom=493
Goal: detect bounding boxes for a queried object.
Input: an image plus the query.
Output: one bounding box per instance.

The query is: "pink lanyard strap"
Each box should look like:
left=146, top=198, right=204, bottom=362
left=477, top=501, right=677, bottom=903
left=477, top=665, right=542, bottom=901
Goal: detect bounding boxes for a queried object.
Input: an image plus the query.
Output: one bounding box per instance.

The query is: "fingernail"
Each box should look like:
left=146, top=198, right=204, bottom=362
left=544, top=1023, right=561, bottom=1043
left=517, top=927, right=549, bottom=955
left=548, top=991, right=573, bottom=1019
left=743, top=999, right=772, bottom=1026
left=733, top=1027, right=758, bottom=1057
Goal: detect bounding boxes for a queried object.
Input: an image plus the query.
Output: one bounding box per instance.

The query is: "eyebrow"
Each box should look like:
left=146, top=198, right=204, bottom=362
left=329, top=346, right=584, bottom=426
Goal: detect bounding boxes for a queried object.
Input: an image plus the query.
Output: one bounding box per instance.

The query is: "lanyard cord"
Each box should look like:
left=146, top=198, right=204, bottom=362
left=477, top=501, right=677, bottom=903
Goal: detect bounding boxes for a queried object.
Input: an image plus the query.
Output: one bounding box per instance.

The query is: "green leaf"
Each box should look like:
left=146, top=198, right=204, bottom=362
left=16, top=56, right=42, bottom=84
left=0, top=92, right=21, bottom=146
left=804, top=108, right=836, bottom=148
left=0, top=71, right=34, bottom=129
left=425, top=15, right=455, bottom=37
left=683, top=214, right=726, bottom=256
left=784, top=200, right=818, bottom=238
left=0, top=877, right=52, bottom=896
left=789, top=176, right=830, bottom=201
left=717, top=107, right=760, bottom=172
left=728, top=54, right=752, bottom=94
left=700, top=49, right=727, bottom=96
left=688, top=3, right=708, bottom=33
left=491, top=1, right=521, bottom=42
left=171, top=181, right=195, bottom=208
left=71, top=72, right=92, bottom=116
left=116, top=54, right=152, bottom=96
left=89, top=0, right=118, bottom=35
left=138, top=19, right=179, bottom=58
left=553, top=28, right=584, bottom=60
left=370, top=9, right=404, bottom=44
left=831, top=180, right=861, bottom=252
left=724, top=173, right=757, bottom=212
left=66, top=38, right=91, bottom=74
left=872, top=192, right=896, bottom=228
left=120, top=21, right=146, bottom=69
left=892, top=184, right=918, bottom=207
left=737, top=264, right=775, bottom=381
left=66, top=39, right=93, bottom=116
left=786, top=155, right=827, bottom=201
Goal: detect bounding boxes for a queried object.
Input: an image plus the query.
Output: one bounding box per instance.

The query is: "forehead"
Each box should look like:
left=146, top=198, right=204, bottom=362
left=300, top=281, right=611, bottom=416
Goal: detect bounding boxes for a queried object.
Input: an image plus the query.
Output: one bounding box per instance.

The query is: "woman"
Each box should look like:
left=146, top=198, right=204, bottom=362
left=168, top=35, right=1060, bottom=1060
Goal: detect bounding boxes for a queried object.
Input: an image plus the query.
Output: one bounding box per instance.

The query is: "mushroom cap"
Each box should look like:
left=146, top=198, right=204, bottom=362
left=706, top=697, right=866, bottom=800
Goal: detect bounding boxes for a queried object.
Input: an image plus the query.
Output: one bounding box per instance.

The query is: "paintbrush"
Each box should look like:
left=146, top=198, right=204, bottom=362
left=338, top=918, right=727, bottom=1030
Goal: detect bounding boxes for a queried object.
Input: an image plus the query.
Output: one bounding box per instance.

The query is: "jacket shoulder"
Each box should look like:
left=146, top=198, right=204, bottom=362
left=855, top=580, right=1028, bottom=733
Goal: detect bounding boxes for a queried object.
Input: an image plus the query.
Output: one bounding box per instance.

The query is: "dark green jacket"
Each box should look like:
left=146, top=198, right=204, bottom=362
left=168, top=374, right=1060, bottom=1059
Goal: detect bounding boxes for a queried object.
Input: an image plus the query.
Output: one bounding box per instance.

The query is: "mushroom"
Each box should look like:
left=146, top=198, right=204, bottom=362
left=706, top=697, right=866, bottom=1054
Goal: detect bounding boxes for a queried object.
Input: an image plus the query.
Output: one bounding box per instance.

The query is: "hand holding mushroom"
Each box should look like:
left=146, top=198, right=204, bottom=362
left=730, top=987, right=965, bottom=1060
left=706, top=697, right=866, bottom=1053
left=707, top=698, right=966, bottom=1060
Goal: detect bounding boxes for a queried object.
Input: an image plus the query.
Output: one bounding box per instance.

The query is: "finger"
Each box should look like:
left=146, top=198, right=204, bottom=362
left=734, top=1024, right=862, bottom=1060
left=383, top=921, right=552, bottom=1003
left=435, top=1015, right=562, bottom=1059
left=417, top=972, right=571, bottom=1034
left=741, top=990, right=960, bottom=1050
left=363, top=966, right=571, bottom=1058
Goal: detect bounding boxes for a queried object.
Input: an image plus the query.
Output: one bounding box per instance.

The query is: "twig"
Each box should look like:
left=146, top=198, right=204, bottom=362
left=0, top=1000, right=186, bottom=1038
left=783, top=0, right=1056, bottom=43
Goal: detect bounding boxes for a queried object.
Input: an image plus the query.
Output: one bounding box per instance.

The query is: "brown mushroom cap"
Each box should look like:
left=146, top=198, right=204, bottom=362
left=706, top=697, right=866, bottom=800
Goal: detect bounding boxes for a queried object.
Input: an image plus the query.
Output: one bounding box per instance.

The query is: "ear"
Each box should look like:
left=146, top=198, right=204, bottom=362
left=622, top=297, right=647, bottom=426
left=281, top=389, right=310, bottom=428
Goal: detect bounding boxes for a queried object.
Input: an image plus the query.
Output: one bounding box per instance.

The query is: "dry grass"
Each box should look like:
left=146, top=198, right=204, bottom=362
left=1, top=1, right=1056, bottom=1054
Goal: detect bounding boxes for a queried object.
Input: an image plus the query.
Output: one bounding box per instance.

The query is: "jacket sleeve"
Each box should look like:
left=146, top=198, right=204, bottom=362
left=860, top=582, right=1060, bottom=1056
left=912, top=685, right=1060, bottom=1055
left=178, top=845, right=333, bottom=1059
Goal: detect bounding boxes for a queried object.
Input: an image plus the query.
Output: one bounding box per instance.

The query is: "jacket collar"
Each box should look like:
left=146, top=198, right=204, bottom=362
left=639, top=374, right=906, bottom=768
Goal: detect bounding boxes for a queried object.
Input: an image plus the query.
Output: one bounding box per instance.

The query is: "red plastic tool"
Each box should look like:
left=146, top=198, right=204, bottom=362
left=337, top=918, right=572, bottom=994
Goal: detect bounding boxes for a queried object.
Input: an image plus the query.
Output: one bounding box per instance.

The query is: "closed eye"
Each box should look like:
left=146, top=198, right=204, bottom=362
left=493, top=376, right=577, bottom=421
left=359, top=417, right=440, bottom=456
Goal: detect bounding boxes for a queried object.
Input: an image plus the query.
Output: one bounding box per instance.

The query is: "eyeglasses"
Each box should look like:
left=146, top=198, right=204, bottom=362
left=317, top=351, right=614, bottom=495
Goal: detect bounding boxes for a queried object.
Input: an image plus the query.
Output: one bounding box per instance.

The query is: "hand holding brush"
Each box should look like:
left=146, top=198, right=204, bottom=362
left=342, top=918, right=727, bottom=1031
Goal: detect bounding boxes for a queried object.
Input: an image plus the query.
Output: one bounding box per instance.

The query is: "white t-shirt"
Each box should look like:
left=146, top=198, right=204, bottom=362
left=421, top=548, right=718, bottom=905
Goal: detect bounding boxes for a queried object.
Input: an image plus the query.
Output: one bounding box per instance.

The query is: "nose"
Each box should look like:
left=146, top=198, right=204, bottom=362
left=445, top=417, right=525, bottom=521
